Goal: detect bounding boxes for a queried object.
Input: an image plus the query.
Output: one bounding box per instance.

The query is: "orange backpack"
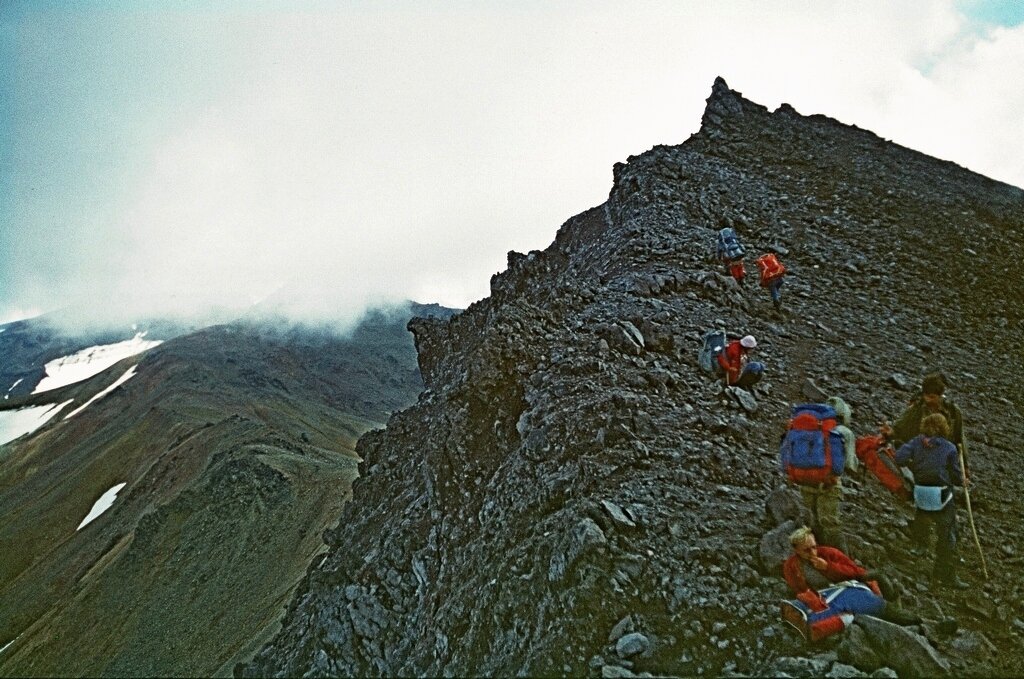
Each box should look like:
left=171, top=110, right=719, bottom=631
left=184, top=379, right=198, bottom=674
left=756, top=254, right=786, bottom=287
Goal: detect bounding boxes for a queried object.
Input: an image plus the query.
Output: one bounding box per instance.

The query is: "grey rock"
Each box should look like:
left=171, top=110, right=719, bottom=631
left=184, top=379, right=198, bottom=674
left=802, top=378, right=829, bottom=402
left=548, top=517, right=607, bottom=582
left=765, top=485, right=810, bottom=527
left=758, top=519, right=797, bottom=574
left=608, top=615, right=634, bottom=643
left=726, top=386, right=758, bottom=413
left=854, top=615, right=950, bottom=677
left=869, top=670, right=898, bottom=679
left=767, top=656, right=830, bottom=677
left=888, top=373, right=910, bottom=390
left=602, top=500, right=637, bottom=529
left=826, top=663, right=869, bottom=678
left=615, top=632, right=650, bottom=658
left=602, top=664, right=638, bottom=678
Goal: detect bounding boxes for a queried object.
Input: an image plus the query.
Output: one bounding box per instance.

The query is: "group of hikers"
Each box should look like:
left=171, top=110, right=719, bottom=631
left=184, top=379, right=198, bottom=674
left=703, top=227, right=976, bottom=642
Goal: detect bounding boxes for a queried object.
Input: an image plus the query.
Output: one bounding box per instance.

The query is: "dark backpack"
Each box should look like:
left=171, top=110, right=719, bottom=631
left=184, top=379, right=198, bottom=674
left=716, top=228, right=746, bottom=261
left=779, top=404, right=846, bottom=485
left=698, top=330, right=728, bottom=374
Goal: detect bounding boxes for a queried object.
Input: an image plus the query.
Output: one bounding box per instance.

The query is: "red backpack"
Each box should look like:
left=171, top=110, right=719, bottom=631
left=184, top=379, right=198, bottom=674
left=756, top=254, right=786, bottom=287
left=855, top=435, right=912, bottom=500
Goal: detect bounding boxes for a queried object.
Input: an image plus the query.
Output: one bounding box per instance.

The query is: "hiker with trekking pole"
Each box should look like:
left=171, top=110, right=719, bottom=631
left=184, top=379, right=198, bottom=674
left=880, top=371, right=987, bottom=584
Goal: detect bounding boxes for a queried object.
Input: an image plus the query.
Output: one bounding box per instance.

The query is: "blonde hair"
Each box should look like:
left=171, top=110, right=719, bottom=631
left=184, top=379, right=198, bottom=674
left=789, top=525, right=815, bottom=547
left=920, top=412, right=950, bottom=438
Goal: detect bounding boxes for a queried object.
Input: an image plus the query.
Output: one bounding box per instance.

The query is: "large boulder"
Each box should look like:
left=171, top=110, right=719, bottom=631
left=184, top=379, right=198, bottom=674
left=765, top=486, right=810, bottom=527
left=852, top=616, right=950, bottom=678
left=758, top=519, right=797, bottom=574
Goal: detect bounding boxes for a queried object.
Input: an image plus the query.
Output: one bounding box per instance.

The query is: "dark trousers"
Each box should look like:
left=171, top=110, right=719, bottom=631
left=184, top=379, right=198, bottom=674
left=912, top=502, right=958, bottom=579
left=732, top=362, right=764, bottom=389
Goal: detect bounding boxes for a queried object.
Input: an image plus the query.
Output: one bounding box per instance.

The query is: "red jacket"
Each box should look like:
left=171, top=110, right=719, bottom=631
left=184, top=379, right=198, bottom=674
left=783, top=546, right=867, bottom=595
left=717, top=340, right=747, bottom=384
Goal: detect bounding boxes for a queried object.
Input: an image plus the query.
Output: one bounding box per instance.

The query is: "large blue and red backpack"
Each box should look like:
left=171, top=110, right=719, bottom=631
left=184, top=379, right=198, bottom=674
left=780, top=581, right=885, bottom=641
left=779, top=404, right=846, bottom=485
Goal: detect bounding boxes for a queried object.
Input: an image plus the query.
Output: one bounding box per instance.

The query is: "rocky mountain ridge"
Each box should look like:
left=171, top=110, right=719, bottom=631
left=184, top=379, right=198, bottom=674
left=241, top=77, right=1024, bottom=677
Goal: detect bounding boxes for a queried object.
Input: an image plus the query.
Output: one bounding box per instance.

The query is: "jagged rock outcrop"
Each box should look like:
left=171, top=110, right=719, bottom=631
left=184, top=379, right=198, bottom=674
left=241, top=78, right=1024, bottom=677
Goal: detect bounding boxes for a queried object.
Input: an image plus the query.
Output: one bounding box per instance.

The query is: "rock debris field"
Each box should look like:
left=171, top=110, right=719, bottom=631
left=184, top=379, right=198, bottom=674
left=241, top=78, right=1024, bottom=678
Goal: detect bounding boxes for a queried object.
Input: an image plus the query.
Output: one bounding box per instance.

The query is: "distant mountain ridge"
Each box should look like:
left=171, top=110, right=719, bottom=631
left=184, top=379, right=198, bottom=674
left=0, top=302, right=456, bottom=677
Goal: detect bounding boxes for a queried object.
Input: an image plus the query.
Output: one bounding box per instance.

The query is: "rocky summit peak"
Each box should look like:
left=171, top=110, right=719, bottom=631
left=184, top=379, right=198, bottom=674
left=240, top=80, right=1024, bottom=678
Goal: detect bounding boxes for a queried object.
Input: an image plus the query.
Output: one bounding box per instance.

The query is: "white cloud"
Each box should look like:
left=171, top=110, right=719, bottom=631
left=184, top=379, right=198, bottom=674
left=5, top=1, right=1022, bottom=327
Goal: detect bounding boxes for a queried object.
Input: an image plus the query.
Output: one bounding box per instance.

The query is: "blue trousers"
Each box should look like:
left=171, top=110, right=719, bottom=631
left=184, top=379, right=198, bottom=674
left=733, top=361, right=764, bottom=389
left=769, top=277, right=784, bottom=302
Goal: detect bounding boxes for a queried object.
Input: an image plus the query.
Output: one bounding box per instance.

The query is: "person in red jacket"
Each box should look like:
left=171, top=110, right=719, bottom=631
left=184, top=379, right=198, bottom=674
left=717, top=335, right=764, bottom=389
left=784, top=526, right=919, bottom=625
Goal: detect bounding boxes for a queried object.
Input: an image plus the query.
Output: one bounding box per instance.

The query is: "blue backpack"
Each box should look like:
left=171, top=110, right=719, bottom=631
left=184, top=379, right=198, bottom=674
left=717, top=227, right=745, bottom=260
left=698, top=330, right=728, bottom=374
left=781, top=581, right=885, bottom=641
left=779, top=404, right=846, bottom=485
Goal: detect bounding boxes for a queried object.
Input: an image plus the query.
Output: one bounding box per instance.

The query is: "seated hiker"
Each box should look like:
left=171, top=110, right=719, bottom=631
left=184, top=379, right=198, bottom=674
left=783, top=526, right=919, bottom=633
left=895, top=412, right=968, bottom=590
left=881, top=372, right=965, bottom=464
left=717, top=335, right=763, bottom=389
left=789, top=397, right=858, bottom=550
left=756, top=253, right=787, bottom=310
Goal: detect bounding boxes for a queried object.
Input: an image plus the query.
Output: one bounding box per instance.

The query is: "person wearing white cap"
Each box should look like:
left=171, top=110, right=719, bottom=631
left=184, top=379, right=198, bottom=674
left=717, top=334, right=764, bottom=389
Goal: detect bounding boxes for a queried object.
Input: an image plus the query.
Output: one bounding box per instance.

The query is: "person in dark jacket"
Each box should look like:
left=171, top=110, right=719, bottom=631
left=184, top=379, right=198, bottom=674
left=717, top=335, right=763, bottom=389
left=882, top=372, right=964, bottom=453
left=895, top=412, right=968, bottom=590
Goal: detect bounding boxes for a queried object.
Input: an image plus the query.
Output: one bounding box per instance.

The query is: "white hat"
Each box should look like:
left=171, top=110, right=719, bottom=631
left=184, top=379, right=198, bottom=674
left=740, top=335, right=757, bottom=349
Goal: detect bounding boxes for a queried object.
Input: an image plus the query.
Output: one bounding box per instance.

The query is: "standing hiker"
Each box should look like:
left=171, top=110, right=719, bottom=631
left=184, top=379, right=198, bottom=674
left=717, top=227, right=747, bottom=286
left=780, top=397, right=857, bottom=550
left=717, top=335, right=763, bottom=389
left=755, top=252, right=787, bottom=310
left=882, top=372, right=964, bottom=451
left=895, top=412, right=969, bottom=590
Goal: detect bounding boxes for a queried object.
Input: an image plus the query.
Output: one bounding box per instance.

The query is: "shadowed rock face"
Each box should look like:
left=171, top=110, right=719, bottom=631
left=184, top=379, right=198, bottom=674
left=242, top=78, right=1024, bottom=677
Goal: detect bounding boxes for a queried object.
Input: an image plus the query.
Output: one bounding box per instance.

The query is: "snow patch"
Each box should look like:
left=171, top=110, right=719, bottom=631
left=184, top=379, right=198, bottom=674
left=0, top=633, right=22, bottom=654
left=32, top=333, right=162, bottom=394
left=64, top=366, right=138, bottom=420
left=0, top=401, right=73, bottom=446
left=77, top=482, right=128, bottom=531
left=4, top=378, right=24, bottom=400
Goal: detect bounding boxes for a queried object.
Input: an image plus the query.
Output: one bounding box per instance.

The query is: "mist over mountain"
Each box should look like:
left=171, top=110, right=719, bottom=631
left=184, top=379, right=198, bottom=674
left=239, top=79, right=1024, bottom=677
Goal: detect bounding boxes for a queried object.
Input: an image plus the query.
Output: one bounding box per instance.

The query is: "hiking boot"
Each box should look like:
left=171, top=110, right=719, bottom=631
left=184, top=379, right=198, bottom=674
left=772, top=298, right=782, bottom=310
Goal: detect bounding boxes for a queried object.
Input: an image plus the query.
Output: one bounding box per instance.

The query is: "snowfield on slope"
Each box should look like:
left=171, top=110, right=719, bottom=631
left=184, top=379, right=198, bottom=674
left=77, top=482, right=128, bottom=530
left=32, top=333, right=161, bottom=394
left=64, top=366, right=137, bottom=420
left=0, top=401, right=73, bottom=446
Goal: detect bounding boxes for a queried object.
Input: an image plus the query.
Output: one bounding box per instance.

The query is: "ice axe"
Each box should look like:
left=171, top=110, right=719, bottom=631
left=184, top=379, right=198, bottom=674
left=958, top=442, right=988, bottom=580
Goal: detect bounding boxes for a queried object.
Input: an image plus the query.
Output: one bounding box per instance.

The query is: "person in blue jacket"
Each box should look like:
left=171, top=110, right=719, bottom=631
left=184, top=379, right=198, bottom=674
left=895, top=412, right=968, bottom=590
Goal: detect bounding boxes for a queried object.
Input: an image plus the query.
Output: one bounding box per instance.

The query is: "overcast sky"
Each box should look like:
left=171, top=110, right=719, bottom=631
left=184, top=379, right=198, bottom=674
left=2, top=1, right=1023, bottom=328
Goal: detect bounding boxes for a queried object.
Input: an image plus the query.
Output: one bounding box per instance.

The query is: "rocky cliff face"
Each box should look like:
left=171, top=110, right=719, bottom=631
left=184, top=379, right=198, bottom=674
left=241, top=78, right=1024, bottom=677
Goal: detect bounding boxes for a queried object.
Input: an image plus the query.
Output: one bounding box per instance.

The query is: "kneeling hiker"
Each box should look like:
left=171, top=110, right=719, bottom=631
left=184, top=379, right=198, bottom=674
left=781, top=526, right=919, bottom=640
left=718, top=335, right=764, bottom=389
left=779, top=397, right=857, bottom=550
left=895, top=412, right=968, bottom=590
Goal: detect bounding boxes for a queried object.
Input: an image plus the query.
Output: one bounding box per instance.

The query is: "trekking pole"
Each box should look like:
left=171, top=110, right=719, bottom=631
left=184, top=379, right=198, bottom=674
left=958, top=443, right=989, bottom=580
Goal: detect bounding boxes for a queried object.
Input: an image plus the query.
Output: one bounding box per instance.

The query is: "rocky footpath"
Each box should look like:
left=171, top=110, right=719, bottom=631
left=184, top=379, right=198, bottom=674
left=240, top=78, right=1024, bottom=677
